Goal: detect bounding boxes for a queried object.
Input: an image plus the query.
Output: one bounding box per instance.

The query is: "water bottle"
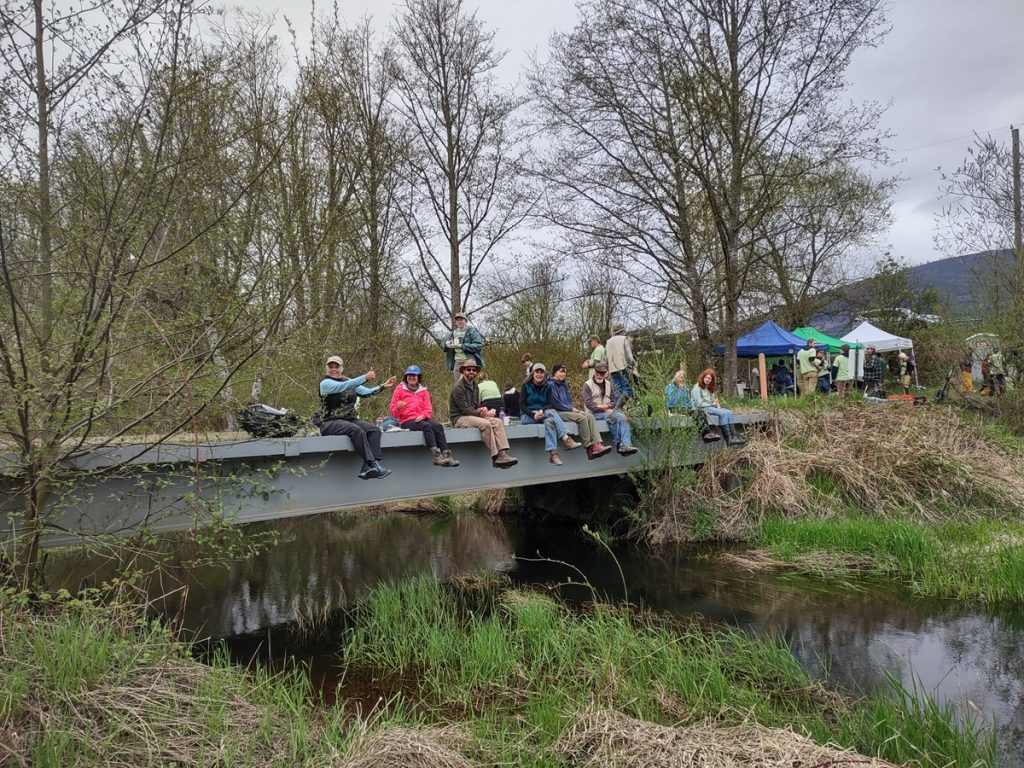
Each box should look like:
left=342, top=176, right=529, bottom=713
left=498, top=408, right=508, bottom=426
left=376, top=415, right=384, bottom=430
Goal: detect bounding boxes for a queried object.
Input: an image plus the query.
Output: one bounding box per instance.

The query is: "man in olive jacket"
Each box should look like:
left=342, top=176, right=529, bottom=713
left=449, top=360, right=518, bottom=468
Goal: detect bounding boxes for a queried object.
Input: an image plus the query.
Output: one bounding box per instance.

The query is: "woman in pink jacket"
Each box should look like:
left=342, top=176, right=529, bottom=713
left=389, top=366, right=459, bottom=467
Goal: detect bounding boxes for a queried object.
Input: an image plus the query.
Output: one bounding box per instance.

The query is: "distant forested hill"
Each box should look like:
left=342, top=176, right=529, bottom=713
left=905, top=249, right=1013, bottom=309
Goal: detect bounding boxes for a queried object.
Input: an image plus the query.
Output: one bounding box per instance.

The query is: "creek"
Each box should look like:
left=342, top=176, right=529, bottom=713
left=46, top=510, right=1024, bottom=761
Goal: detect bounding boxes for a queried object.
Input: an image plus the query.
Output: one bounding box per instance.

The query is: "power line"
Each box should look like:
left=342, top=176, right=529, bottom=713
left=894, top=121, right=1024, bottom=154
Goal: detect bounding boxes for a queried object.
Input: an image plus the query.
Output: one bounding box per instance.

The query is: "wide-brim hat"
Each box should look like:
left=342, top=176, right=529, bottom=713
left=611, top=323, right=625, bottom=335
left=458, top=359, right=479, bottom=371
left=593, top=362, right=609, bottom=373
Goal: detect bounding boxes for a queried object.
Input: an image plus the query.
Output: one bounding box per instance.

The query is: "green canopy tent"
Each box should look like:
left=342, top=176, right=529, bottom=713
left=791, top=326, right=863, bottom=354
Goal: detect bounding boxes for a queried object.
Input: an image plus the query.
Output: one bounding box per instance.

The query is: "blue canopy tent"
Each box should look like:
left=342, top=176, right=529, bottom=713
left=714, top=321, right=827, bottom=395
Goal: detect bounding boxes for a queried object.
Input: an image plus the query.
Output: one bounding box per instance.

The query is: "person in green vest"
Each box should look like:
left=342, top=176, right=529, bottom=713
left=834, top=344, right=853, bottom=397
left=580, top=334, right=606, bottom=379
left=796, top=338, right=818, bottom=395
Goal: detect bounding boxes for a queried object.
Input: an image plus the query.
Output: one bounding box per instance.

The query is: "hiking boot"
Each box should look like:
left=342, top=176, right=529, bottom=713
left=587, top=441, right=612, bottom=460
left=442, top=450, right=460, bottom=467
left=617, top=444, right=638, bottom=456
left=549, top=450, right=563, bottom=466
left=372, top=461, right=392, bottom=479
left=722, top=424, right=747, bottom=447
left=358, top=462, right=380, bottom=480
left=432, top=447, right=446, bottom=466
left=492, top=449, right=518, bottom=469
left=561, top=435, right=582, bottom=450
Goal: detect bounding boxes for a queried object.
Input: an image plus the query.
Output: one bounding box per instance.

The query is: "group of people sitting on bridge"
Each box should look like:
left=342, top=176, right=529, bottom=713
left=318, top=314, right=641, bottom=479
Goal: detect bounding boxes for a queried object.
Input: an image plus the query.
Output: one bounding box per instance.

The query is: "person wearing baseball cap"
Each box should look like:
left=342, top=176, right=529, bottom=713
left=834, top=344, right=853, bottom=397
left=444, top=311, right=485, bottom=380
left=319, top=355, right=396, bottom=479
left=519, top=362, right=582, bottom=465
left=581, top=362, right=637, bottom=456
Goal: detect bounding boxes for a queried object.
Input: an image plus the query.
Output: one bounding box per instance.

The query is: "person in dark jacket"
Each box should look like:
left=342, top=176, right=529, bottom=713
left=502, top=379, right=521, bottom=419
left=549, top=363, right=611, bottom=460
left=519, top=363, right=582, bottom=465
left=449, top=360, right=517, bottom=468
left=319, top=355, right=396, bottom=479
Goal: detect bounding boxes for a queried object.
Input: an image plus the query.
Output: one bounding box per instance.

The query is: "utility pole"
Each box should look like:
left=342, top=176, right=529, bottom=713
left=1013, top=126, right=1022, bottom=334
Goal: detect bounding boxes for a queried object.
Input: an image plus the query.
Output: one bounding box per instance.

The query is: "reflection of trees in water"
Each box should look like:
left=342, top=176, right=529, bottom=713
left=45, top=513, right=514, bottom=638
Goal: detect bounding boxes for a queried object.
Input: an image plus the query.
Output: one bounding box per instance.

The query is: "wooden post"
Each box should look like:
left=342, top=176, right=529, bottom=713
left=758, top=353, right=768, bottom=402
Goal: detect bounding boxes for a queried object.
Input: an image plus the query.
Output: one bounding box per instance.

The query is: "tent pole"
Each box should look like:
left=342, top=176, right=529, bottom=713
left=912, top=344, right=920, bottom=388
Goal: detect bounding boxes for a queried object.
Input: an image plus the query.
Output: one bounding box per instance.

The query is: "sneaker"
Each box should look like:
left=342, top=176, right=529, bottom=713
left=549, top=450, right=563, bottom=466
left=587, top=441, right=612, bottom=460
left=372, top=461, right=392, bottom=479
left=358, top=465, right=380, bottom=480
left=617, top=444, right=638, bottom=456
left=561, top=435, right=582, bottom=450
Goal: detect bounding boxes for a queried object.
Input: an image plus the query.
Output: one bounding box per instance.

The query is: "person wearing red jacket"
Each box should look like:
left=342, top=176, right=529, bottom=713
left=390, top=366, right=459, bottom=467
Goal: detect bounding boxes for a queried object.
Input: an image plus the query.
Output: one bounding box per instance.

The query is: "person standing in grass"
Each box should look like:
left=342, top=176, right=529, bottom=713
left=604, top=324, right=635, bottom=400
left=581, top=334, right=606, bottom=379
left=444, top=312, right=485, bottom=381
left=834, top=344, right=853, bottom=397
left=862, top=346, right=887, bottom=398
left=796, top=338, right=818, bottom=395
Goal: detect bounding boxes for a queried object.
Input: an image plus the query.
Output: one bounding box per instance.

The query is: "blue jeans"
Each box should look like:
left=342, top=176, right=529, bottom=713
left=611, top=370, right=633, bottom=400
left=592, top=410, right=632, bottom=446
left=698, top=406, right=734, bottom=426
left=521, top=409, right=569, bottom=451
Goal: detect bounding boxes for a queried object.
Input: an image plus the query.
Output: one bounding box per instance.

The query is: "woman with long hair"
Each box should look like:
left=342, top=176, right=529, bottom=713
left=690, top=368, right=745, bottom=446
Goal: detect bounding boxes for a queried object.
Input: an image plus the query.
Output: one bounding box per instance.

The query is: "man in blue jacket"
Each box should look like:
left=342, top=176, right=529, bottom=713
left=519, top=363, right=582, bottom=465
left=549, top=363, right=611, bottom=460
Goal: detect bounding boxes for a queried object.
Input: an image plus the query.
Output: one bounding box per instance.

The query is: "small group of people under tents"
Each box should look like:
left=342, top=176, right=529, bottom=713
left=716, top=319, right=918, bottom=395
left=839, top=320, right=918, bottom=387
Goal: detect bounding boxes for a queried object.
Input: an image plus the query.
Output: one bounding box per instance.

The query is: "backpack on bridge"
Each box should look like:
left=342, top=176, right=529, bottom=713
left=238, top=403, right=305, bottom=438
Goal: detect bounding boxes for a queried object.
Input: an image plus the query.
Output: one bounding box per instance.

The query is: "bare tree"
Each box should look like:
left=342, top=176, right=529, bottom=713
left=533, top=0, right=889, bottom=388
left=936, top=132, right=1022, bottom=332
left=0, top=0, right=292, bottom=583
left=392, top=0, right=532, bottom=328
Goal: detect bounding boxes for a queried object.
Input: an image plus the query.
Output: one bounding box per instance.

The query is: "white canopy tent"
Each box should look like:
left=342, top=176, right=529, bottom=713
left=840, top=320, right=917, bottom=385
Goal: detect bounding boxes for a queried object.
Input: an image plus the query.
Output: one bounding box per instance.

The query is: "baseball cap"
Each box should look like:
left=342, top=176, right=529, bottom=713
left=326, top=355, right=344, bottom=366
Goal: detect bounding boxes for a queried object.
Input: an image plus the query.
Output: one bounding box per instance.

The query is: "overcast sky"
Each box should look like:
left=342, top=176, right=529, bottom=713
left=241, top=0, right=1024, bottom=267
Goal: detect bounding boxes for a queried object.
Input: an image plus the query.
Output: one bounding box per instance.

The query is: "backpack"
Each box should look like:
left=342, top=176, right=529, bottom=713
left=237, top=403, right=305, bottom=438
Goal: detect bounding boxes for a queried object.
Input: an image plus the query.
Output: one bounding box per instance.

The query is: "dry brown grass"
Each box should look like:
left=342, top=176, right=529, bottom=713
left=559, top=709, right=901, bottom=768
left=640, top=405, right=1024, bottom=546
left=334, top=725, right=476, bottom=768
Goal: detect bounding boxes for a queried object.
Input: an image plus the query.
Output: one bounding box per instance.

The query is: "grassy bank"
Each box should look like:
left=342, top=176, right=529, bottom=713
left=635, top=399, right=1024, bottom=604
left=0, top=578, right=999, bottom=767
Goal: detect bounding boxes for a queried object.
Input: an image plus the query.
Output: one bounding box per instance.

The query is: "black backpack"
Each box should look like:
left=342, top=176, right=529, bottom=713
left=237, top=403, right=305, bottom=438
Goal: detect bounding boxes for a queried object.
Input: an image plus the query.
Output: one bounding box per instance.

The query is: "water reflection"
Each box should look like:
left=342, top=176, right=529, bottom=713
left=45, top=512, right=1023, bottom=761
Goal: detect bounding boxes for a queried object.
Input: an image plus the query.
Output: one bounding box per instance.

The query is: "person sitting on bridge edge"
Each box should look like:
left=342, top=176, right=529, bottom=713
left=476, top=371, right=504, bottom=413
left=604, top=323, right=635, bottom=401
left=449, top=360, right=518, bottom=468
left=581, top=334, right=606, bottom=379
left=582, top=362, right=637, bottom=456
left=520, top=362, right=583, bottom=466
left=443, top=311, right=485, bottom=381
left=319, top=355, right=396, bottom=480
left=665, top=369, right=692, bottom=413
left=691, top=368, right=746, bottom=447
left=390, top=365, right=459, bottom=468
left=548, top=363, right=611, bottom=461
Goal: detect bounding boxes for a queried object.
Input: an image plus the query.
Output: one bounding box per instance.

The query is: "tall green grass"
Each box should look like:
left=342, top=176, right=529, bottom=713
left=341, top=576, right=998, bottom=767
left=756, top=516, right=1024, bottom=603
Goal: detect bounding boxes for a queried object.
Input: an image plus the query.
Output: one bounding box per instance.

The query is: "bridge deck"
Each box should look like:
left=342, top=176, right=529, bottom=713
left=1, top=414, right=765, bottom=549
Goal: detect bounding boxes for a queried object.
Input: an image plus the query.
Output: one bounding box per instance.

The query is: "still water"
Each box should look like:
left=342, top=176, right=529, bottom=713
left=47, top=511, right=1024, bottom=760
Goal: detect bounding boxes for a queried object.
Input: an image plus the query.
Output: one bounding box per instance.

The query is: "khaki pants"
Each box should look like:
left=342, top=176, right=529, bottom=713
left=799, top=372, right=817, bottom=395
left=556, top=410, right=598, bottom=447
left=454, top=415, right=510, bottom=456
left=836, top=380, right=851, bottom=397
